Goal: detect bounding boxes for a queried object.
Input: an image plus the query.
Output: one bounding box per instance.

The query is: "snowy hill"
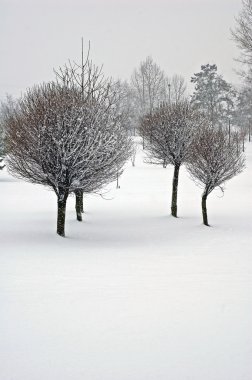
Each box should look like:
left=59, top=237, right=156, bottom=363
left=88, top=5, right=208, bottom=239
left=0, top=141, right=252, bottom=380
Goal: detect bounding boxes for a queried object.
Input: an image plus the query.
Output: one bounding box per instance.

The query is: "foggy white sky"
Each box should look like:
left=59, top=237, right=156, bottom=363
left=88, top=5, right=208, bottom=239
left=0, top=0, right=243, bottom=100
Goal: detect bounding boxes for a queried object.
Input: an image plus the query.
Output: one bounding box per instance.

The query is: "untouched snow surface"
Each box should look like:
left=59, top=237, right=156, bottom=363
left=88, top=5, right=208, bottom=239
left=0, top=143, right=252, bottom=380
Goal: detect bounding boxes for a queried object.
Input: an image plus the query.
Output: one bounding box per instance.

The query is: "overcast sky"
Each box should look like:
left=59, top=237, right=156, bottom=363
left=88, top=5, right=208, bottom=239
left=0, top=0, right=243, bottom=100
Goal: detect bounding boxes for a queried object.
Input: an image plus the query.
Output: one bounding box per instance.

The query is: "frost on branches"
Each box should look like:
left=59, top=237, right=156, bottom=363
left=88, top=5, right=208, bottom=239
left=140, top=101, right=204, bottom=217
left=54, top=42, right=115, bottom=220
left=0, top=103, right=7, bottom=170
left=5, top=82, right=132, bottom=237
left=231, top=0, right=252, bottom=66
left=0, top=125, right=4, bottom=170
left=187, top=125, right=245, bottom=226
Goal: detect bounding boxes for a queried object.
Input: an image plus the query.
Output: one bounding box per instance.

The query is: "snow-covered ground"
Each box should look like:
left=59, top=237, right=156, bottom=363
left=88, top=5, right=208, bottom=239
left=0, top=142, right=252, bottom=380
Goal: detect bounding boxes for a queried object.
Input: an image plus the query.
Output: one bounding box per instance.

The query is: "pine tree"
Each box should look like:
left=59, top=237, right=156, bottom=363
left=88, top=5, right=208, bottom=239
left=191, top=64, right=236, bottom=127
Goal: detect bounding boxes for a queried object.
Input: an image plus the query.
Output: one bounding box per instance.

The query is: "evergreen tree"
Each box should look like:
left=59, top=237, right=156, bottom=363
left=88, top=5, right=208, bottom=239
left=191, top=64, right=236, bottom=127
left=235, top=85, right=252, bottom=125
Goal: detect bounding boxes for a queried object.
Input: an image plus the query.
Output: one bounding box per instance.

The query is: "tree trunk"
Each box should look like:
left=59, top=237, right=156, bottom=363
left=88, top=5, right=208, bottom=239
left=171, top=163, right=180, bottom=217
left=80, top=191, right=84, bottom=213
left=0, top=158, right=5, bottom=170
left=116, top=173, right=120, bottom=189
left=75, top=190, right=83, bottom=221
left=57, top=193, right=68, bottom=237
left=202, top=193, right=209, bottom=226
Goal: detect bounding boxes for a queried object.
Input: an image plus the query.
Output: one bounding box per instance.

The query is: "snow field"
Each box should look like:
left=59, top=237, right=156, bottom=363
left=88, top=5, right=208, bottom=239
left=0, top=143, right=252, bottom=380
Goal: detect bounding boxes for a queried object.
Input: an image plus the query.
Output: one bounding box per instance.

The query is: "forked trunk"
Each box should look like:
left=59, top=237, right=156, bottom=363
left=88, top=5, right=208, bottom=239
left=171, top=163, right=180, bottom=217
left=57, top=192, right=68, bottom=237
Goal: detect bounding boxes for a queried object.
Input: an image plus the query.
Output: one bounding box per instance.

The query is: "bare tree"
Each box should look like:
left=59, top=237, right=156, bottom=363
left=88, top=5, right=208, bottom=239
left=140, top=100, right=204, bottom=217
left=131, top=56, right=165, bottom=115
left=0, top=95, right=16, bottom=170
left=165, top=74, right=187, bottom=104
left=54, top=39, right=112, bottom=219
left=54, top=40, right=108, bottom=102
left=112, top=80, right=139, bottom=136
left=231, top=0, right=252, bottom=66
left=234, top=73, right=252, bottom=143
left=0, top=122, right=4, bottom=170
left=4, top=82, right=132, bottom=237
left=187, top=125, right=245, bottom=226
left=131, top=56, right=166, bottom=148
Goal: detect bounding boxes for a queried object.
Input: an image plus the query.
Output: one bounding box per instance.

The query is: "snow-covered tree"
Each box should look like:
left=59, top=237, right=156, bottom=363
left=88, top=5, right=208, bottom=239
left=5, top=82, right=132, bottom=237
left=232, top=0, right=252, bottom=66
left=0, top=124, right=4, bottom=170
left=131, top=56, right=166, bottom=149
left=232, top=1, right=252, bottom=139
left=0, top=108, right=5, bottom=170
left=191, top=64, right=236, bottom=127
left=130, top=57, right=187, bottom=148
left=54, top=40, right=112, bottom=220
left=140, top=100, right=204, bottom=217
left=0, top=95, right=16, bottom=170
left=187, top=125, right=245, bottom=226
left=112, top=80, right=139, bottom=136
left=234, top=84, right=252, bottom=138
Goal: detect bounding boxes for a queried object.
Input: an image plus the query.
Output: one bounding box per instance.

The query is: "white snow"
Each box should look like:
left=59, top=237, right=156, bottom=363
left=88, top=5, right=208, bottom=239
left=0, top=141, right=252, bottom=380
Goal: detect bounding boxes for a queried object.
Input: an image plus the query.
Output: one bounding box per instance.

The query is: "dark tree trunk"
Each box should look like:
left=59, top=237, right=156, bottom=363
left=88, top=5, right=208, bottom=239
left=171, top=163, right=180, bottom=217
left=116, top=173, right=120, bottom=189
left=75, top=190, right=83, bottom=221
left=80, top=192, right=84, bottom=213
left=0, top=158, right=5, bottom=170
left=57, top=193, right=68, bottom=237
left=202, top=193, right=209, bottom=226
